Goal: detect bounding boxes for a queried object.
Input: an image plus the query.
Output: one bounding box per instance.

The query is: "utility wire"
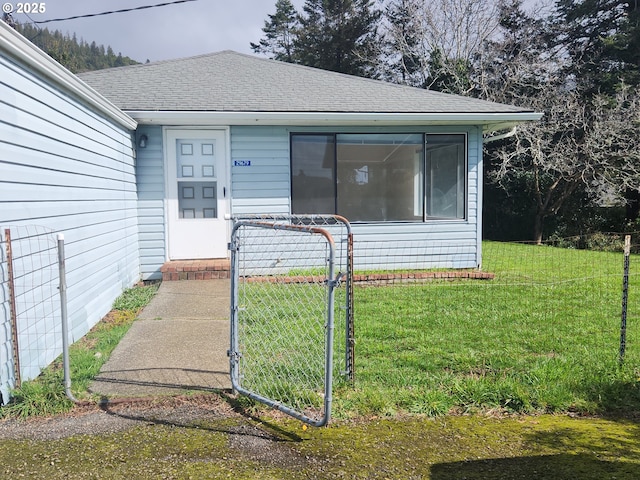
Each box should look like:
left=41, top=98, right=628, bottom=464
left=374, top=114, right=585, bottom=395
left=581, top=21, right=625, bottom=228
left=33, top=0, right=199, bottom=24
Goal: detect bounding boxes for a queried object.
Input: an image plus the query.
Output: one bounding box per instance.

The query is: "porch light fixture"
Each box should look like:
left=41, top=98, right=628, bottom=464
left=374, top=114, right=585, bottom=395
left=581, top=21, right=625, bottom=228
left=138, top=134, right=148, bottom=148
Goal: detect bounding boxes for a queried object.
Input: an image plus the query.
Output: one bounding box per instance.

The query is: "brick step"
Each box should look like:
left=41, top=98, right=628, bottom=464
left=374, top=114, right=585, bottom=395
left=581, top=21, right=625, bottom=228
left=161, top=259, right=230, bottom=281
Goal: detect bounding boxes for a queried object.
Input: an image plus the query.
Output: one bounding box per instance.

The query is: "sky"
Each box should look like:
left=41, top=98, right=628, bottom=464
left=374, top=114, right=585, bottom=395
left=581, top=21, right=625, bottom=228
left=6, top=0, right=306, bottom=62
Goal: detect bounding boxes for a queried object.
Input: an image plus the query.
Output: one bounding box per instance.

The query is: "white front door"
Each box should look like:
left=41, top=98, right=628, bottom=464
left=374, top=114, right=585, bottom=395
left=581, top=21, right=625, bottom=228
left=165, top=129, right=229, bottom=260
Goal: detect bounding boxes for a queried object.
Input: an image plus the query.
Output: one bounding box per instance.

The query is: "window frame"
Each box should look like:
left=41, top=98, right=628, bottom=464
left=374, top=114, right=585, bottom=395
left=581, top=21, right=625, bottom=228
left=424, top=133, right=468, bottom=221
left=290, top=132, right=468, bottom=223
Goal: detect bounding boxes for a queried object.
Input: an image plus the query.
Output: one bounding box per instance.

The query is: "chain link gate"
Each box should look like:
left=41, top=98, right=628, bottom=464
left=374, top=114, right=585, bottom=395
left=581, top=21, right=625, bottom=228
left=229, top=219, right=345, bottom=426
left=234, top=214, right=354, bottom=381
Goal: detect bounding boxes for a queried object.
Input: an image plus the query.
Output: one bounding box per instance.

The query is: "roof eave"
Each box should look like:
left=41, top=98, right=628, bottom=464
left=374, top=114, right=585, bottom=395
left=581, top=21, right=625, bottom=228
left=0, top=21, right=137, bottom=131
left=127, top=110, right=542, bottom=131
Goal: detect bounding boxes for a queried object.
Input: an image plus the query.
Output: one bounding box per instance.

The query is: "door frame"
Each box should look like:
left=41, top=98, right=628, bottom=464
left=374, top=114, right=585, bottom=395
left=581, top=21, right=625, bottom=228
left=163, top=126, right=232, bottom=260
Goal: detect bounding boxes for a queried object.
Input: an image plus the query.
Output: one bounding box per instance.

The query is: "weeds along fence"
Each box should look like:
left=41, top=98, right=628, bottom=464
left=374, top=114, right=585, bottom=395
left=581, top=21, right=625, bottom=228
left=349, top=232, right=639, bottom=413
left=0, top=226, right=60, bottom=405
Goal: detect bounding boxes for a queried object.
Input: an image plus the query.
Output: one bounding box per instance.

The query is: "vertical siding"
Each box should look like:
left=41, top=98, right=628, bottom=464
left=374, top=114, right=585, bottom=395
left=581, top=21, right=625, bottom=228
left=0, top=53, right=139, bottom=400
left=229, top=125, right=482, bottom=270
left=135, top=125, right=165, bottom=281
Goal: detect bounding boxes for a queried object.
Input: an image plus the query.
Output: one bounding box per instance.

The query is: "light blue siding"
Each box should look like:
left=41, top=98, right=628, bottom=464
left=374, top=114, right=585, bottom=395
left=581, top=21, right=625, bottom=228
left=135, top=125, right=165, bottom=280
left=231, top=126, right=291, bottom=215
left=0, top=52, right=138, bottom=402
left=229, top=125, right=483, bottom=270
left=135, top=124, right=484, bottom=278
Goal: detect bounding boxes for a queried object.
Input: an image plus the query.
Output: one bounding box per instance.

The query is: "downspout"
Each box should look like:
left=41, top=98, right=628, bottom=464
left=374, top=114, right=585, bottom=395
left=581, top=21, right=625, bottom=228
left=483, top=126, right=517, bottom=144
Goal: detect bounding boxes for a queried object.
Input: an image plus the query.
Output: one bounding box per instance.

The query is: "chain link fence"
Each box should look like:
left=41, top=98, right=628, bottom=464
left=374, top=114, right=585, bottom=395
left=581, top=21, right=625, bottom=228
left=229, top=218, right=348, bottom=426
left=0, top=226, right=60, bottom=404
left=234, top=214, right=354, bottom=380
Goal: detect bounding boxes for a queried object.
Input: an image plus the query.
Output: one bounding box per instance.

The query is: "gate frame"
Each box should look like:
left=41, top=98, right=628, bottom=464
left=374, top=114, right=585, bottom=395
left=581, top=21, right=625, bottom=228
left=233, top=214, right=354, bottom=381
left=228, top=220, right=338, bottom=426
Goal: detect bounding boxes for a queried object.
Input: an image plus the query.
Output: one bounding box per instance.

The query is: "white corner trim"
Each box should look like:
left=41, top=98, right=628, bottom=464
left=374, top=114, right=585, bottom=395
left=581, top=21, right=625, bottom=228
left=0, top=21, right=137, bottom=130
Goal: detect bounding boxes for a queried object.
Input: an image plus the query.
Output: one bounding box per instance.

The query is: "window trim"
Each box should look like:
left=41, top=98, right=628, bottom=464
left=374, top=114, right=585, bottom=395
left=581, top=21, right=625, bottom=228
left=290, top=131, right=469, bottom=223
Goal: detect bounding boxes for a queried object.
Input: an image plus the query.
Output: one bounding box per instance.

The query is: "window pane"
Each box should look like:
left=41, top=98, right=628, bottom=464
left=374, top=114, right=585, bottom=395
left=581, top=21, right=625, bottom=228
left=178, top=181, right=217, bottom=219
left=337, top=134, right=423, bottom=222
left=291, top=135, right=336, bottom=214
left=426, top=134, right=466, bottom=219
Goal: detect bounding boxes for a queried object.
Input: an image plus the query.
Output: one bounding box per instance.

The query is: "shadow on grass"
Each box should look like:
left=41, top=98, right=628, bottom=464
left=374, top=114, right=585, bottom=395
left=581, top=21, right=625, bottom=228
left=431, top=454, right=639, bottom=480
left=432, top=401, right=640, bottom=479
left=523, top=420, right=640, bottom=461
left=582, top=377, right=640, bottom=415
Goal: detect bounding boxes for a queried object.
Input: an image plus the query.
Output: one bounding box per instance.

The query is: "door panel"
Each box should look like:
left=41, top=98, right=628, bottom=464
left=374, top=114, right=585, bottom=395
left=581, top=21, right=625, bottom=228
left=166, top=129, right=229, bottom=259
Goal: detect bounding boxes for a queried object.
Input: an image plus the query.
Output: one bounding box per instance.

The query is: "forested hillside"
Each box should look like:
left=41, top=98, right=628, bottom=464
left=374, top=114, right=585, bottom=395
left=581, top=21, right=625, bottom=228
left=14, top=22, right=140, bottom=73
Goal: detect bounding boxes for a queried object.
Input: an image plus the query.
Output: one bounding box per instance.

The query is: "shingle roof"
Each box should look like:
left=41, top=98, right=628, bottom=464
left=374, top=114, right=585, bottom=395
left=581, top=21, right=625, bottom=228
left=78, top=51, right=532, bottom=115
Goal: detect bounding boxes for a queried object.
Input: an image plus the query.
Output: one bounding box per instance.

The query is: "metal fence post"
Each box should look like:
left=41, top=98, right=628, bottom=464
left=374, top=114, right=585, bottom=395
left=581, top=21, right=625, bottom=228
left=58, top=234, right=78, bottom=403
left=619, top=234, right=631, bottom=365
left=4, top=228, right=21, bottom=388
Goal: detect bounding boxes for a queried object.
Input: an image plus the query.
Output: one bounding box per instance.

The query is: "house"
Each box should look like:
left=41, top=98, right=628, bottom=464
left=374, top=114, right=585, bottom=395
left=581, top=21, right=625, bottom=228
left=0, top=20, right=539, bottom=402
left=78, top=50, right=540, bottom=280
left=0, top=22, right=138, bottom=402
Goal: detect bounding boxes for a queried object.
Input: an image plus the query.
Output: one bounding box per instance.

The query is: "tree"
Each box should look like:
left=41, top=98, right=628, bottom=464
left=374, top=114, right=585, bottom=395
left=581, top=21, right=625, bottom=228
left=481, top=1, right=640, bottom=242
left=382, top=0, right=428, bottom=86
left=380, top=0, right=502, bottom=94
left=294, top=0, right=382, bottom=77
left=489, top=86, right=640, bottom=243
left=250, top=0, right=300, bottom=62
left=477, top=0, right=558, bottom=103
left=554, top=0, right=640, bottom=223
left=12, top=22, right=139, bottom=73
left=555, top=0, right=640, bottom=93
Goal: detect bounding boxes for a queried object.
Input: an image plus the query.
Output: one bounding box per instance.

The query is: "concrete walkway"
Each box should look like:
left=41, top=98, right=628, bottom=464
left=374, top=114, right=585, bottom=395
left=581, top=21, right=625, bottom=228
left=89, top=280, right=232, bottom=398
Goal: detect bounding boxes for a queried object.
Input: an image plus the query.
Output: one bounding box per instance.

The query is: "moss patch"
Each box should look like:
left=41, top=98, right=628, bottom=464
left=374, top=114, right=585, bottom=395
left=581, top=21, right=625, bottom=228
left=1, top=413, right=639, bottom=479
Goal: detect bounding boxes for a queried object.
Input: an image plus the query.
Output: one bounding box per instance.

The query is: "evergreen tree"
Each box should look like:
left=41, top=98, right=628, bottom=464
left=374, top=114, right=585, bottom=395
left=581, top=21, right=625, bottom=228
left=294, top=0, right=382, bottom=77
left=383, top=0, right=427, bottom=86
left=250, top=0, right=299, bottom=62
left=555, top=0, right=640, bottom=222
left=11, top=22, right=139, bottom=72
left=555, top=0, right=640, bottom=93
left=481, top=0, right=640, bottom=241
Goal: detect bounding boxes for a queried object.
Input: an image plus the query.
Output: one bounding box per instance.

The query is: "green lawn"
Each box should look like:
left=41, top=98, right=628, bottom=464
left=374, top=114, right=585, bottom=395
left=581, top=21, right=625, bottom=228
left=5, top=241, right=639, bottom=421
left=336, top=241, right=640, bottom=416
left=236, top=241, right=640, bottom=418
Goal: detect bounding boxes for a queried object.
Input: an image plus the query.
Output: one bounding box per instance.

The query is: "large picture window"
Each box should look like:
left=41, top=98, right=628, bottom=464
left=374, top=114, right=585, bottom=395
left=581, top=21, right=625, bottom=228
left=291, top=133, right=466, bottom=222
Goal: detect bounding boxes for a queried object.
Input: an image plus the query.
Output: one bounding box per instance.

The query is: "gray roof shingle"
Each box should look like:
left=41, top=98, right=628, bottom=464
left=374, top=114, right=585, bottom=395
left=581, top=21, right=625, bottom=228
left=78, top=51, right=532, bottom=115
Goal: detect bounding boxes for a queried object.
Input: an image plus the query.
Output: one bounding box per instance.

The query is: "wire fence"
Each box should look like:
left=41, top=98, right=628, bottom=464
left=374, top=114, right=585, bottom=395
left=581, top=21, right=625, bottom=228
left=1, top=219, right=636, bottom=413
left=234, top=214, right=354, bottom=380
left=0, top=226, right=60, bottom=404
left=349, top=232, right=639, bottom=413
left=230, top=219, right=343, bottom=426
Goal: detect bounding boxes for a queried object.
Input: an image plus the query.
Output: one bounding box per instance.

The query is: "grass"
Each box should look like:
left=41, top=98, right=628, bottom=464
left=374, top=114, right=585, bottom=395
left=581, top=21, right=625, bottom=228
left=1, top=412, right=640, bottom=479
left=236, top=241, right=640, bottom=418
left=335, top=241, right=640, bottom=417
left=3, top=241, right=640, bottom=421
left=0, top=283, right=159, bottom=418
